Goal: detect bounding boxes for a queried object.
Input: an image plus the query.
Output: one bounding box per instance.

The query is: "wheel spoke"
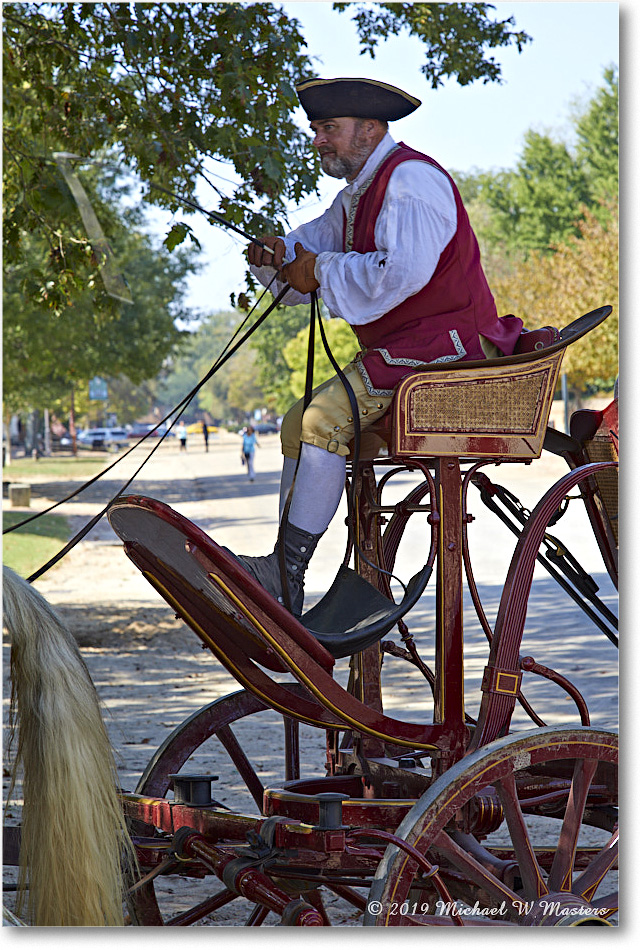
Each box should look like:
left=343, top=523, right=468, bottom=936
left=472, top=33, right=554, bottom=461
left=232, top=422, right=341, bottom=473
left=129, top=690, right=304, bottom=924
left=367, top=728, right=618, bottom=928
left=306, top=888, right=331, bottom=925
left=216, top=723, right=264, bottom=810
left=135, top=690, right=269, bottom=797
left=432, top=829, right=523, bottom=916
left=494, top=773, right=547, bottom=898
left=571, top=829, right=618, bottom=901
left=547, top=757, right=598, bottom=891
left=126, top=881, right=163, bottom=925
left=284, top=717, right=300, bottom=781
left=166, top=887, right=239, bottom=926
left=245, top=903, right=271, bottom=926
left=325, top=883, right=368, bottom=912
left=588, top=891, right=618, bottom=918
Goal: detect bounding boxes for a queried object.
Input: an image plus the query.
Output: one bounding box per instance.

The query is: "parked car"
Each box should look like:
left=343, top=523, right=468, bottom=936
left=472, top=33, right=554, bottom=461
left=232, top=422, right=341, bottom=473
left=127, top=423, right=175, bottom=440
left=76, top=427, right=129, bottom=451
left=254, top=422, right=280, bottom=434
left=186, top=422, right=219, bottom=435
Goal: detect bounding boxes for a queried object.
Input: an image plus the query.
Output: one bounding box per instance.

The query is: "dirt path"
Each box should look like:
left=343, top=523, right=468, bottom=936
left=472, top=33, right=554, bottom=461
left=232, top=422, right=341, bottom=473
left=3, top=433, right=619, bottom=925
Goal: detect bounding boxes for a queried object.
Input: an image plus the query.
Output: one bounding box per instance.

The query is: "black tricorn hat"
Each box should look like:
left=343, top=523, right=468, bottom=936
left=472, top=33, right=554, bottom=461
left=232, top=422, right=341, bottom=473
left=296, top=77, right=421, bottom=122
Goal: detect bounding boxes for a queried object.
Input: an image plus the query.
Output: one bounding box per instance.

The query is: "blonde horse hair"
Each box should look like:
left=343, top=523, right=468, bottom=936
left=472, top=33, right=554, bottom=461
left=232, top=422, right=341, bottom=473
left=3, top=566, right=136, bottom=926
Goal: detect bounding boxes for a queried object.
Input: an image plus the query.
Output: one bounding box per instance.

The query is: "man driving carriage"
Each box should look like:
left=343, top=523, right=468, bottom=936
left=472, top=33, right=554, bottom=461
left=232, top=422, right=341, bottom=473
left=233, top=76, right=525, bottom=615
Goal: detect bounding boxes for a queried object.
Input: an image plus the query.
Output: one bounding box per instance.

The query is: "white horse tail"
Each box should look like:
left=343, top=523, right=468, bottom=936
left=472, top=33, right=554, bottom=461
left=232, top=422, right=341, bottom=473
left=3, top=566, right=136, bottom=926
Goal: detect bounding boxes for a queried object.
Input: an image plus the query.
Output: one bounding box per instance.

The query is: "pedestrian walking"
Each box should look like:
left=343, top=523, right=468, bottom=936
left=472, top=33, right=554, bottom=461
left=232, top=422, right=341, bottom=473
left=241, top=426, right=259, bottom=481
left=177, top=421, right=187, bottom=452
left=202, top=420, right=209, bottom=453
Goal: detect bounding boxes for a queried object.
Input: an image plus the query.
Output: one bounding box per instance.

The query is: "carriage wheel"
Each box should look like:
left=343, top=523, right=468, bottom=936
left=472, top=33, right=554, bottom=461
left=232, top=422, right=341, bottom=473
left=365, top=726, right=617, bottom=927
left=127, top=687, right=310, bottom=926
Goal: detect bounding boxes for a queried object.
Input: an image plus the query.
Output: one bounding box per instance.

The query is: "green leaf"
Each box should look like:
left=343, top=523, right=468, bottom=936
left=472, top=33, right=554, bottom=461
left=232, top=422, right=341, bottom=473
left=163, top=222, right=190, bottom=252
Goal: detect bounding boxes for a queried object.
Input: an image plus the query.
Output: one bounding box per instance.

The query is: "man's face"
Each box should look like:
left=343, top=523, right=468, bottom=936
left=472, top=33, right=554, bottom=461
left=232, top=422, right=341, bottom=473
left=310, top=117, right=374, bottom=181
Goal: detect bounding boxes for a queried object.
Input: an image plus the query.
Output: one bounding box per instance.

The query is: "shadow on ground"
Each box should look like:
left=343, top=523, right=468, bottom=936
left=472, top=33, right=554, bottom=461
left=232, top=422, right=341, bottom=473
left=27, top=469, right=282, bottom=509
left=53, top=569, right=618, bottom=733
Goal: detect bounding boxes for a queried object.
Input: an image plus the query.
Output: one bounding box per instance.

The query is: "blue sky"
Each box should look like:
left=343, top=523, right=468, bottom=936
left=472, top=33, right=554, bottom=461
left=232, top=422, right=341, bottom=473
left=175, top=1, right=621, bottom=311
left=290, top=1, right=618, bottom=172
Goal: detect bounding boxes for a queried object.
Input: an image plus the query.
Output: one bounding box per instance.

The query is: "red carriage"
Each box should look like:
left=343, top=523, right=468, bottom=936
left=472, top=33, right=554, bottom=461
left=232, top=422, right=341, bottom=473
left=4, top=306, right=618, bottom=927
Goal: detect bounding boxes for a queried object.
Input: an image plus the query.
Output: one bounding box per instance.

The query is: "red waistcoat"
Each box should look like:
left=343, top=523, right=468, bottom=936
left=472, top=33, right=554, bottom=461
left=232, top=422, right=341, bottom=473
left=344, top=144, right=523, bottom=392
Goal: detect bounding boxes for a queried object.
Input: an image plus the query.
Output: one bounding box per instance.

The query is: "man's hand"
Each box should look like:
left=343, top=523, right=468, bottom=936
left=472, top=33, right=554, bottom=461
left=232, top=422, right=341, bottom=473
left=281, top=242, right=320, bottom=294
left=248, top=235, right=286, bottom=269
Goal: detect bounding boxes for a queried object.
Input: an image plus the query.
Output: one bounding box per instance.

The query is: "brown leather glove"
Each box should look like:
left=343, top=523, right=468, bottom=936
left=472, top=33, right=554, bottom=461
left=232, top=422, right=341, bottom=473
left=281, top=242, right=320, bottom=294
left=247, top=235, right=286, bottom=269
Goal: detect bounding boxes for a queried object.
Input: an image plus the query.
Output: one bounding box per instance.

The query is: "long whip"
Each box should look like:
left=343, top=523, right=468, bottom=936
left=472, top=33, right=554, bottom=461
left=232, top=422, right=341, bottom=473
left=147, top=182, right=277, bottom=257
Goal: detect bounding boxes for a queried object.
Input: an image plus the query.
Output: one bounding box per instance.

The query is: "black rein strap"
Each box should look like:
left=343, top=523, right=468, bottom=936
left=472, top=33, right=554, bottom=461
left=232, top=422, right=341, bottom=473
left=15, top=283, right=292, bottom=582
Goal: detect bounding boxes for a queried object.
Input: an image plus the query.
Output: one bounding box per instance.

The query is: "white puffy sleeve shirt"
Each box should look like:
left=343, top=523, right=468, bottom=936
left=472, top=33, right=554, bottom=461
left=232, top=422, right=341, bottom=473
left=250, top=134, right=457, bottom=326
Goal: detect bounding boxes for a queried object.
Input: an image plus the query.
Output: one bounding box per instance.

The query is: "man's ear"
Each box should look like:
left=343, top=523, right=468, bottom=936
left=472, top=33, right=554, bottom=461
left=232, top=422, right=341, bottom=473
left=367, top=119, right=387, bottom=143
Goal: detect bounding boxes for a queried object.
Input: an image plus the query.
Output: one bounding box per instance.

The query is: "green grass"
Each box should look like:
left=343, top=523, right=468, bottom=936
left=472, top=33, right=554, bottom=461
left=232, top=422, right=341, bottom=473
left=2, top=510, right=71, bottom=579
left=3, top=457, right=107, bottom=480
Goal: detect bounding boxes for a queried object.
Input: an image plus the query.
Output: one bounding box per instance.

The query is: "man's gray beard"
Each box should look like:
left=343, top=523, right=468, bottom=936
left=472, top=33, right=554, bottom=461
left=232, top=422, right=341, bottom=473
left=321, top=152, right=359, bottom=179
left=321, top=128, right=373, bottom=180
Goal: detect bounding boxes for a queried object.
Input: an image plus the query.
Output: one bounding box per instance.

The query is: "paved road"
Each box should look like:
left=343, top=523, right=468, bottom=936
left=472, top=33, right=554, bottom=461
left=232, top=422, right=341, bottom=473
left=27, top=429, right=618, bottom=734
left=4, top=431, right=619, bottom=925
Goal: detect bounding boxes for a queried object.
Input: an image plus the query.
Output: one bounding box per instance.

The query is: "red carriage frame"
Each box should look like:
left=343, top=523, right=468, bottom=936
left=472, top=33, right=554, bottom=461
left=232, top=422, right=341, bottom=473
left=6, top=307, right=617, bottom=927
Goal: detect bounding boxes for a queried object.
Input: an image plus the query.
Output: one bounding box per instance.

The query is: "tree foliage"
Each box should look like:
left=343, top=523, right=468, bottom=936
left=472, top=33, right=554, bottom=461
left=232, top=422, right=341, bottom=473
left=2, top=2, right=317, bottom=262
left=574, top=66, right=619, bottom=205
left=2, top=1, right=534, bottom=416
left=3, top=1, right=532, bottom=301
left=472, top=66, right=618, bottom=257
left=3, top=216, right=194, bottom=413
left=283, top=318, right=360, bottom=402
left=446, top=68, right=619, bottom=398
left=249, top=301, right=312, bottom=413
left=333, top=2, right=531, bottom=86
left=481, top=132, right=593, bottom=253
left=3, top=1, right=316, bottom=415
left=492, top=203, right=618, bottom=391
left=154, top=309, right=269, bottom=423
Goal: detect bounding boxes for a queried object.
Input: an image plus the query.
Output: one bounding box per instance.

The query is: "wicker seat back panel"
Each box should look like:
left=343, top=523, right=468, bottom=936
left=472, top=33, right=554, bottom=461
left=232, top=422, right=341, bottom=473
left=410, top=373, right=546, bottom=433
left=584, top=432, right=619, bottom=546
left=392, top=351, right=564, bottom=459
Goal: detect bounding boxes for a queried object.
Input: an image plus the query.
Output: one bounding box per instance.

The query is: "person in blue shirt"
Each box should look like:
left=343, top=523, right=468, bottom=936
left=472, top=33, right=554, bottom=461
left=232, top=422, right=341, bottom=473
left=241, top=426, right=259, bottom=481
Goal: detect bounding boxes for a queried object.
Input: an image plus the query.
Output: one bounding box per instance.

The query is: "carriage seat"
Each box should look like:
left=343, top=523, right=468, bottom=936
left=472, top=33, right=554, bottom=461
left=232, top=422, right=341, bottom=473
left=107, top=495, right=444, bottom=751
left=353, top=307, right=611, bottom=463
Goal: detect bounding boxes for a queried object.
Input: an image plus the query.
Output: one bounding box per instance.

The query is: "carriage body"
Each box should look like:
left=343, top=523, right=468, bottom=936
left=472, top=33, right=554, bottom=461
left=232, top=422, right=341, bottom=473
left=97, top=307, right=618, bottom=926
left=2, top=308, right=617, bottom=926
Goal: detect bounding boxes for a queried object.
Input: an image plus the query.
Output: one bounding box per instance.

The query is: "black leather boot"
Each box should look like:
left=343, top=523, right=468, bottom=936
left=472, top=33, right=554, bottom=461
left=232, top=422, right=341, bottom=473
left=233, top=521, right=322, bottom=617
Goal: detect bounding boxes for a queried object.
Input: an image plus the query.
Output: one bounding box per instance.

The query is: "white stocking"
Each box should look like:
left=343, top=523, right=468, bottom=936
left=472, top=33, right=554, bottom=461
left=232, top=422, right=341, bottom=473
left=279, top=456, right=299, bottom=520
left=287, top=442, right=346, bottom=535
